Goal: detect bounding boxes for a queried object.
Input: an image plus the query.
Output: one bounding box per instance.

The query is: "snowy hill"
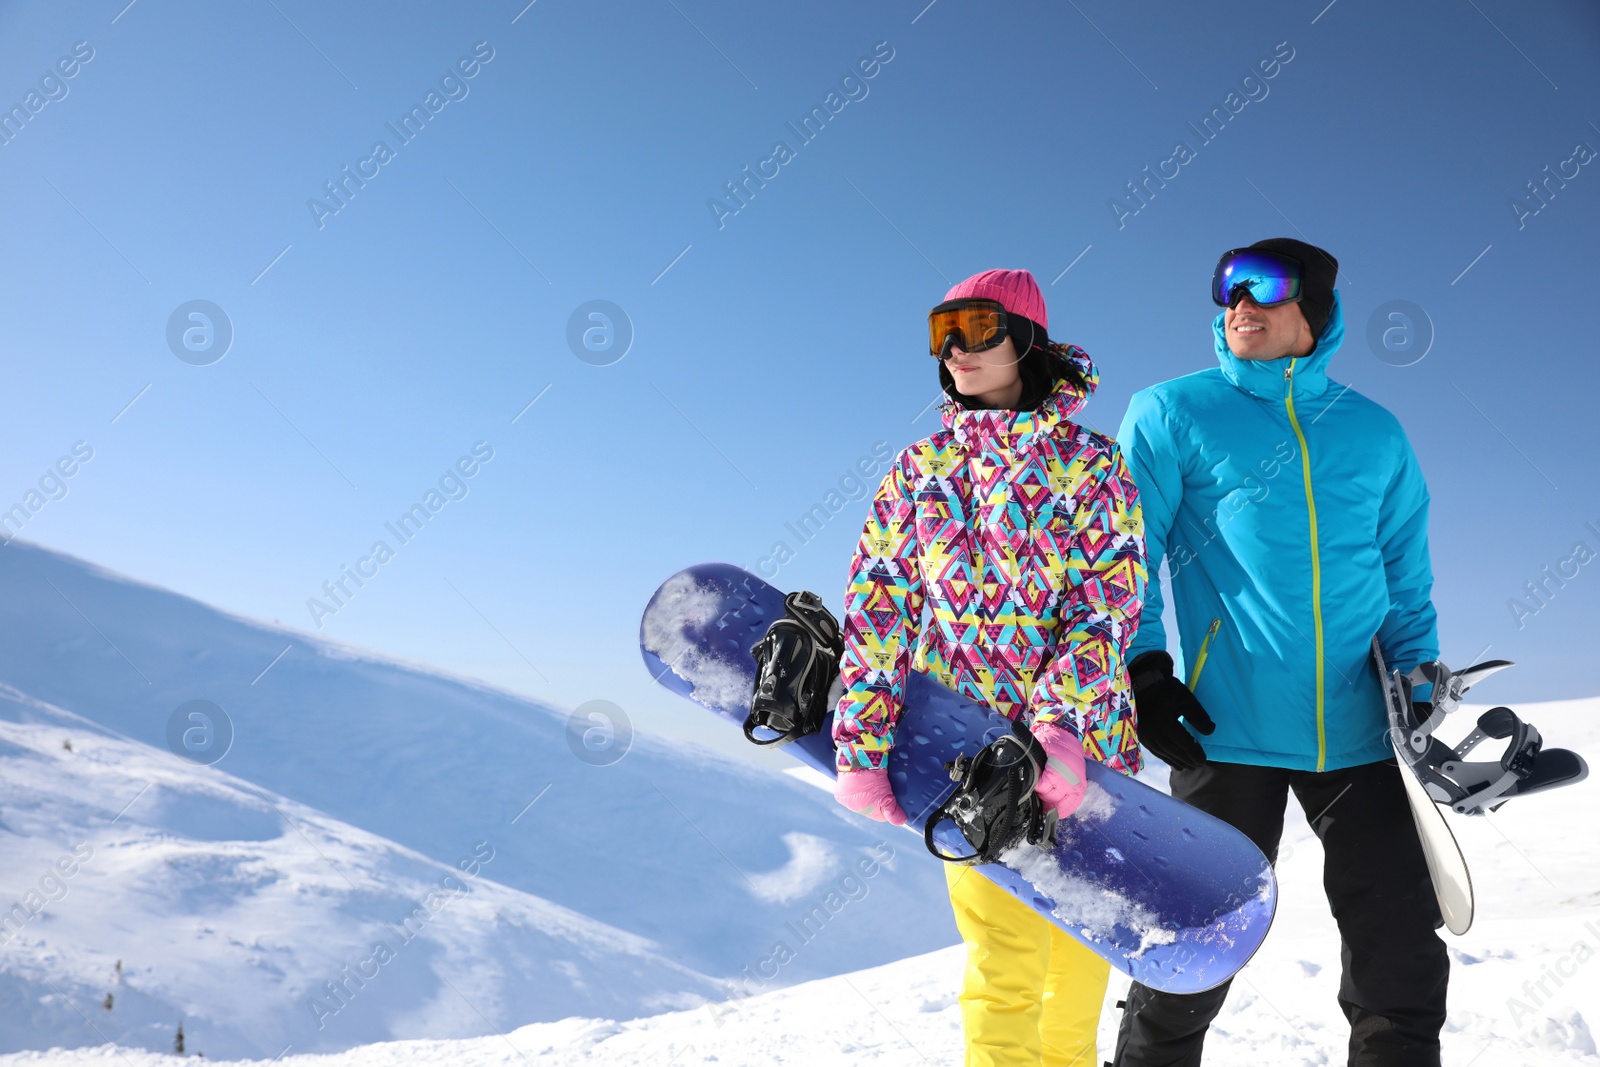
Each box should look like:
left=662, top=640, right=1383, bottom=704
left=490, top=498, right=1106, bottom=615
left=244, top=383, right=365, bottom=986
left=5, top=695, right=1593, bottom=1066
left=0, top=685, right=725, bottom=1059
left=0, top=542, right=955, bottom=1056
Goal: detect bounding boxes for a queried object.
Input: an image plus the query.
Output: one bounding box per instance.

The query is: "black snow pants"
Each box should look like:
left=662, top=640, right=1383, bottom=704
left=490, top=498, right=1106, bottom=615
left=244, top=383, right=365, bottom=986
left=1112, top=759, right=1449, bottom=1067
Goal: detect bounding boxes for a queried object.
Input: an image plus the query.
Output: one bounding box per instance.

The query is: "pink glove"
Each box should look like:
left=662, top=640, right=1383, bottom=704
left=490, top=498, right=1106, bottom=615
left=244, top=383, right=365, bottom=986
left=834, top=767, right=908, bottom=826
left=1032, top=722, right=1088, bottom=819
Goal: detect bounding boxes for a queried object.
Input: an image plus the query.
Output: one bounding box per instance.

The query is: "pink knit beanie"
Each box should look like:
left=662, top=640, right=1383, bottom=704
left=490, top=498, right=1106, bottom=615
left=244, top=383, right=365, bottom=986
left=943, top=269, right=1047, bottom=330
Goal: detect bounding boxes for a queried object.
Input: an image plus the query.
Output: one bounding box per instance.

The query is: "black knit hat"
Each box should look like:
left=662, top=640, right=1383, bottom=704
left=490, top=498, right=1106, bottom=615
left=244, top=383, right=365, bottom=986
left=1246, top=237, right=1339, bottom=341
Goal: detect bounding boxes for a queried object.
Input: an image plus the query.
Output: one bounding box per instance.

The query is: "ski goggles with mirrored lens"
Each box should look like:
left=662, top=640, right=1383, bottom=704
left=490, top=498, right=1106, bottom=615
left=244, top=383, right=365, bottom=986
left=928, top=298, right=1009, bottom=359
left=1212, top=248, right=1304, bottom=308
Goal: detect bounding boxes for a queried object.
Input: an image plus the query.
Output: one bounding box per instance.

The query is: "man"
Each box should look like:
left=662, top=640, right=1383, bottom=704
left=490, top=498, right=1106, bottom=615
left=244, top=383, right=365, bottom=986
left=1112, top=239, right=1447, bottom=1067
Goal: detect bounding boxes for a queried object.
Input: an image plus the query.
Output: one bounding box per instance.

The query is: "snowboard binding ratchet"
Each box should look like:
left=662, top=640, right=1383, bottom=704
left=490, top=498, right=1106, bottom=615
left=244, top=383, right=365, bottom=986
left=745, top=591, right=843, bottom=747
left=1378, top=647, right=1588, bottom=816
left=924, top=719, right=1057, bottom=865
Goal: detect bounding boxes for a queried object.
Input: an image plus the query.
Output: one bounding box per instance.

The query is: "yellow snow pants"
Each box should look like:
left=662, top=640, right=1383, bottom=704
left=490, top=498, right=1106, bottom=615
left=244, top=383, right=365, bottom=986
left=945, top=864, right=1110, bottom=1067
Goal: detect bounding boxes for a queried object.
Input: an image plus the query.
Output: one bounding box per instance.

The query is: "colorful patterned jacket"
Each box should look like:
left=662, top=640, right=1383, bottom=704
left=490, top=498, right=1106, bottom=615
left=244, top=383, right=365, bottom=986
left=833, top=345, right=1147, bottom=774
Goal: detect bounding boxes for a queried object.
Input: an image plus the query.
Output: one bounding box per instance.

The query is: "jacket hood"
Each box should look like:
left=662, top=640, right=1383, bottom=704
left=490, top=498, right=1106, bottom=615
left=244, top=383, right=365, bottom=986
left=1212, top=291, right=1345, bottom=402
left=941, top=343, right=1098, bottom=451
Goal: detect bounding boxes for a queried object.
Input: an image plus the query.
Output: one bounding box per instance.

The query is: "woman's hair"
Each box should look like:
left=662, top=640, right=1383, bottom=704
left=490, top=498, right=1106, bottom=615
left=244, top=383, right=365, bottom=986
left=938, top=314, right=1087, bottom=411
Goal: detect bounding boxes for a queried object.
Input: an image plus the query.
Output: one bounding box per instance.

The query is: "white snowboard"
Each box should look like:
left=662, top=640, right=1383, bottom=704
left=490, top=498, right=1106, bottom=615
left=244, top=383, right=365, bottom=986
left=1373, top=639, right=1474, bottom=935
left=1393, top=744, right=1474, bottom=934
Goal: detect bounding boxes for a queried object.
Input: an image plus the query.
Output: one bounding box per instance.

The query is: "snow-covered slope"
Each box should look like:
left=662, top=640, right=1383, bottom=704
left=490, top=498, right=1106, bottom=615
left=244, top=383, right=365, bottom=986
left=3, top=540, right=1593, bottom=1065
left=0, top=542, right=955, bottom=1055
left=0, top=685, right=726, bottom=1059
left=6, top=695, right=1592, bottom=1067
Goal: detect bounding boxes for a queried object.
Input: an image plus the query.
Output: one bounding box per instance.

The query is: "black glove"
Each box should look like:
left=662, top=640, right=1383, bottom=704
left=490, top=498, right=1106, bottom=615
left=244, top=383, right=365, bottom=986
left=1129, top=651, right=1216, bottom=771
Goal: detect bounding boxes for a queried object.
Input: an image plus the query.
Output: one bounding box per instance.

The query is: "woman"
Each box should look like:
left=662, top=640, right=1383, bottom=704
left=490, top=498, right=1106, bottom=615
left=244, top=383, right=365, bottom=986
left=832, top=269, right=1147, bottom=1067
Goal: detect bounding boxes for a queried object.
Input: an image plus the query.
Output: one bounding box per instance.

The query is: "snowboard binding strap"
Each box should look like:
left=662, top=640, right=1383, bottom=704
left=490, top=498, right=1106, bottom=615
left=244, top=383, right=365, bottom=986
left=924, top=719, right=1058, bottom=866
left=745, top=591, right=843, bottom=747
left=1378, top=645, right=1588, bottom=816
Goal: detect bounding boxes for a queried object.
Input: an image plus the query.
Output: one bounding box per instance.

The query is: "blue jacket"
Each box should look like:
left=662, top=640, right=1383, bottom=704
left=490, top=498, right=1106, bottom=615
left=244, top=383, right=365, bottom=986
left=1117, top=293, right=1438, bottom=771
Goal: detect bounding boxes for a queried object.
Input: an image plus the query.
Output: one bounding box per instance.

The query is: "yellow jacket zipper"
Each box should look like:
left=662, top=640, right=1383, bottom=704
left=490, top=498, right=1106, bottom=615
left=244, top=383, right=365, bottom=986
left=1284, top=358, right=1327, bottom=771
left=1187, top=618, right=1221, bottom=690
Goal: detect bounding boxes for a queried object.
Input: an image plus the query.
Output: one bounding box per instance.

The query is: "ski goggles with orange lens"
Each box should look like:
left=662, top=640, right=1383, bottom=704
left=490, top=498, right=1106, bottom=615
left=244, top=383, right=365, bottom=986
left=928, top=298, right=1009, bottom=359
left=1212, top=248, right=1304, bottom=308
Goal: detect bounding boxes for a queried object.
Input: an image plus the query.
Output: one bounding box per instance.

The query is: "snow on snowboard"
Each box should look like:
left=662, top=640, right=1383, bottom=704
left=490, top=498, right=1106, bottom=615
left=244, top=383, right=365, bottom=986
left=640, top=563, right=1277, bottom=995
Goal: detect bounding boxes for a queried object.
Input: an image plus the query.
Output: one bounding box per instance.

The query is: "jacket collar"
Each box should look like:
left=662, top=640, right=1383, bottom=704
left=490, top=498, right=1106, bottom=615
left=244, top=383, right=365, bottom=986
left=942, top=343, right=1098, bottom=452
left=1212, top=291, right=1345, bottom=403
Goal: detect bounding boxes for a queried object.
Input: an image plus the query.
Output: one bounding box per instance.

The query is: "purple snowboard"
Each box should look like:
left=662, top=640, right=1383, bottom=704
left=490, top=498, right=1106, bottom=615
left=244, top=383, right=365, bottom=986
left=640, top=563, right=1276, bottom=993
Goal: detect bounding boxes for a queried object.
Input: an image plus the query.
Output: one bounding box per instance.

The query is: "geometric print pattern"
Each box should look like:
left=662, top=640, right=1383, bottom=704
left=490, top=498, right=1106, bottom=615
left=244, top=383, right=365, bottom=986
left=834, top=345, right=1148, bottom=774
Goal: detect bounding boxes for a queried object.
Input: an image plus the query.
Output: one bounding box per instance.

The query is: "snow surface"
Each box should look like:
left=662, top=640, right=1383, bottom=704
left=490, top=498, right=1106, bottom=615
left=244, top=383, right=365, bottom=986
left=0, top=542, right=954, bottom=1058
left=0, top=686, right=720, bottom=1057
left=7, top=699, right=1595, bottom=1065
left=2, top=542, right=1596, bottom=1065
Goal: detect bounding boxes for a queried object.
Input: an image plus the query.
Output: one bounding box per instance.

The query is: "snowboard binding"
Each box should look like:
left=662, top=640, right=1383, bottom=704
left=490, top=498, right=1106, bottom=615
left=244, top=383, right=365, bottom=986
left=1377, top=646, right=1589, bottom=816
left=924, top=719, right=1057, bottom=865
left=745, top=591, right=843, bottom=747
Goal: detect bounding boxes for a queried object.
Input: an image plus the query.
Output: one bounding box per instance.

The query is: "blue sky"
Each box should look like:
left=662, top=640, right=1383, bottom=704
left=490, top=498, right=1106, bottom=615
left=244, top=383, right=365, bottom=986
left=2, top=0, right=1597, bottom=759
